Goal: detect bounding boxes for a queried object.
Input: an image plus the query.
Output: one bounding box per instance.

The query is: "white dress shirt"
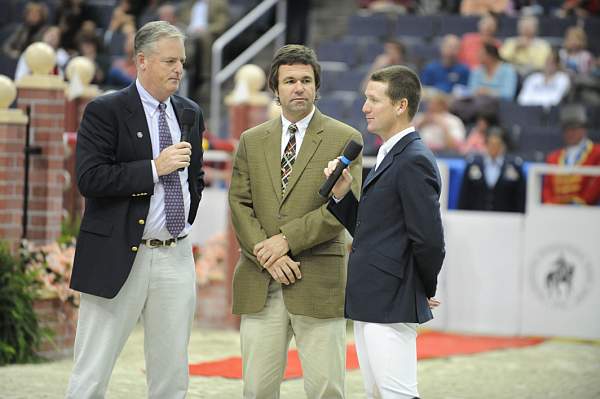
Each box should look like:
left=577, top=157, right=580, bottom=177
left=136, top=79, right=191, bottom=240
left=280, top=106, right=316, bottom=158
left=484, top=155, right=504, bottom=188
left=375, top=126, right=416, bottom=170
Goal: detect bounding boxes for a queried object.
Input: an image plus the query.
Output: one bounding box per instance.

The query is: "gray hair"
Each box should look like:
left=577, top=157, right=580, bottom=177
left=134, top=21, right=185, bottom=56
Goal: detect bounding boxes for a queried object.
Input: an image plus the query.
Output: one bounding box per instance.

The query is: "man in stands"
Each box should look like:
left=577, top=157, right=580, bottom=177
left=543, top=104, right=600, bottom=205
left=421, top=34, right=470, bottom=95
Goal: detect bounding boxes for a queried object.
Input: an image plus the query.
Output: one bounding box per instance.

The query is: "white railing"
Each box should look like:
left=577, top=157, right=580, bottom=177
left=526, top=163, right=600, bottom=212
left=210, top=0, right=286, bottom=134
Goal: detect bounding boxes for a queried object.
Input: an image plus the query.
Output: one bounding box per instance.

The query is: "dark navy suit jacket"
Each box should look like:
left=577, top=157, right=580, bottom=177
left=70, top=83, right=205, bottom=298
left=328, top=131, right=445, bottom=323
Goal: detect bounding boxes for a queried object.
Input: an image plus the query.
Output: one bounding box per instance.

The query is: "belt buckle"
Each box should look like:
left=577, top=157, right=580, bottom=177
left=145, top=239, right=160, bottom=249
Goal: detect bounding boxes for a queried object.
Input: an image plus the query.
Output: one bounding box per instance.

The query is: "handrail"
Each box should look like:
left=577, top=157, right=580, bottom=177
left=526, top=163, right=600, bottom=212
left=210, top=0, right=286, bottom=134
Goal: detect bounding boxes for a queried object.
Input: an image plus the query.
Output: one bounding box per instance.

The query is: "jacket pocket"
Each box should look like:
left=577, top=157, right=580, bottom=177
left=369, top=250, right=404, bottom=279
left=79, top=217, right=113, bottom=237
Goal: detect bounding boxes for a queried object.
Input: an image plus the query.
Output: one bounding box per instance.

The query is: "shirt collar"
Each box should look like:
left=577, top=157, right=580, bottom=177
left=281, top=106, right=316, bottom=135
left=484, top=155, right=504, bottom=166
left=380, top=126, right=416, bottom=155
left=136, top=79, right=173, bottom=119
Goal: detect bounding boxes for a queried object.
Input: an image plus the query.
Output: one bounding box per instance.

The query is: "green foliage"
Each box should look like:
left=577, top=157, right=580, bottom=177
left=59, top=213, right=81, bottom=246
left=0, top=242, right=49, bottom=365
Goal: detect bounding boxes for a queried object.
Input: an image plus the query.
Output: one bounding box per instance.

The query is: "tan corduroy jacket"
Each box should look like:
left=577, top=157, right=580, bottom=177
left=229, top=110, right=363, bottom=318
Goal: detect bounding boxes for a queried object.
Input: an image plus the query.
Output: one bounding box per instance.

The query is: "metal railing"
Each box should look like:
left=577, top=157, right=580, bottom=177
left=209, top=0, right=286, bottom=134
left=526, top=164, right=600, bottom=212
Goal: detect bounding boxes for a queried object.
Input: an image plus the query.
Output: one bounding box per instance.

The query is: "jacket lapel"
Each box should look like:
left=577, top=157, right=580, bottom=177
left=363, top=131, right=420, bottom=191
left=263, top=118, right=284, bottom=201
left=124, top=83, right=153, bottom=160
left=281, top=111, right=323, bottom=204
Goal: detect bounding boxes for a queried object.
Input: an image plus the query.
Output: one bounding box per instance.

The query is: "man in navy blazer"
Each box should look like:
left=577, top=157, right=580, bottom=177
left=66, top=22, right=204, bottom=398
left=325, top=65, right=445, bottom=399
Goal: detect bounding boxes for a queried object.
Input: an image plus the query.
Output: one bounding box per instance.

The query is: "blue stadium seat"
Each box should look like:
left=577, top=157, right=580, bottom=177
left=319, top=69, right=340, bottom=93
left=438, top=15, right=479, bottom=36
left=538, top=16, right=577, bottom=38
left=347, top=13, right=391, bottom=38
left=317, top=97, right=346, bottom=121
left=393, top=15, right=436, bottom=38
left=496, top=16, right=517, bottom=38
left=499, top=101, right=546, bottom=129
left=515, top=126, right=563, bottom=162
left=330, top=69, right=365, bottom=92
left=316, top=40, right=359, bottom=67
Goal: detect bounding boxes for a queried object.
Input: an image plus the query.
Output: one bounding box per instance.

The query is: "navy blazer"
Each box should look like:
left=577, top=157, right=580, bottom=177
left=328, top=131, right=445, bottom=323
left=458, top=154, right=526, bottom=213
left=70, top=83, right=205, bottom=298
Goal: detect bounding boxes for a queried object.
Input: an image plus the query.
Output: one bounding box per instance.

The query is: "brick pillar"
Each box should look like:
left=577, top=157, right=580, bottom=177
left=0, top=108, right=28, bottom=251
left=16, top=75, right=67, bottom=244
left=63, top=94, right=96, bottom=221
left=222, top=78, right=270, bottom=329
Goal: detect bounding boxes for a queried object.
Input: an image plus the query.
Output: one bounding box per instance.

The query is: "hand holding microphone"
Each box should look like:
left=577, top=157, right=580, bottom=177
left=178, top=108, right=196, bottom=172
left=319, top=140, right=362, bottom=199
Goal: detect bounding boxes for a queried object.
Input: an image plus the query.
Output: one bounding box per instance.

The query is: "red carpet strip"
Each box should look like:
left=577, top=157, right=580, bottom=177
left=189, top=331, right=545, bottom=379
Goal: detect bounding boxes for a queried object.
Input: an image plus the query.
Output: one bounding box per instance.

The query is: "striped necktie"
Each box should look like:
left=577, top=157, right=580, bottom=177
left=281, top=123, right=298, bottom=195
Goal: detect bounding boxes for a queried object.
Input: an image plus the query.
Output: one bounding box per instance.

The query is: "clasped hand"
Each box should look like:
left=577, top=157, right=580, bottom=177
left=254, top=235, right=301, bottom=285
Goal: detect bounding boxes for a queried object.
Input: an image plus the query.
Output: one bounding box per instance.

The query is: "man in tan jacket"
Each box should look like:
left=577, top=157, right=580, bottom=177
left=229, top=45, right=363, bottom=399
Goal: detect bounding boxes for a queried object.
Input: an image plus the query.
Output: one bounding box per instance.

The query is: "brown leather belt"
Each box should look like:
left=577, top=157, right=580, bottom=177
left=141, top=235, right=188, bottom=248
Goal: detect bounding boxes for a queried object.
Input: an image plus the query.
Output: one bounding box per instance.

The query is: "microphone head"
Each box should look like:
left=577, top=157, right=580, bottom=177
left=181, top=108, right=196, bottom=128
left=342, top=140, right=363, bottom=161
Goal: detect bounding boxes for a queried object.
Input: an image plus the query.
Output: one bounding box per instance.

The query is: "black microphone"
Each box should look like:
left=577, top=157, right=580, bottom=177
left=180, top=108, right=196, bottom=143
left=318, top=140, right=363, bottom=198
left=179, top=108, right=196, bottom=172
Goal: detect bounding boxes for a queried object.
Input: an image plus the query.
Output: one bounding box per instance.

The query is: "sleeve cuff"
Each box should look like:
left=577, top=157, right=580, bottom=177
left=151, top=160, right=159, bottom=183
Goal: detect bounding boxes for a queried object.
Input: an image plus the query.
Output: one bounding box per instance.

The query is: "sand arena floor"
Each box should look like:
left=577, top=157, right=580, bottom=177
left=1, top=324, right=599, bottom=398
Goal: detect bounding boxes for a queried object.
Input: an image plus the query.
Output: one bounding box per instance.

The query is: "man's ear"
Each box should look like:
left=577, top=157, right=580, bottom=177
left=396, top=98, right=408, bottom=116
left=136, top=52, right=145, bottom=71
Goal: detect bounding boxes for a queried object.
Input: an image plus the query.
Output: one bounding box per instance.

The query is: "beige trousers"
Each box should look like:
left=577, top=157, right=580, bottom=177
left=240, top=281, right=347, bottom=399
left=65, top=238, right=196, bottom=399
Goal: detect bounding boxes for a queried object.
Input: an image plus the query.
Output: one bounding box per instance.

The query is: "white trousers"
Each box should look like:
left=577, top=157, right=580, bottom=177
left=354, top=321, right=419, bottom=399
left=65, top=238, right=197, bottom=399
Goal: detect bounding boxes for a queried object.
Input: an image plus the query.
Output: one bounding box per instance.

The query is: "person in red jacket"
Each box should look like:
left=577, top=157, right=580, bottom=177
left=543, top=104, right=600, bottom=205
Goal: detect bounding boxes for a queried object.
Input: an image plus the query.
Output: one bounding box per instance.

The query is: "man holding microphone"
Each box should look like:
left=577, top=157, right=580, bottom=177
left=325, top=65, right=445, bottom=399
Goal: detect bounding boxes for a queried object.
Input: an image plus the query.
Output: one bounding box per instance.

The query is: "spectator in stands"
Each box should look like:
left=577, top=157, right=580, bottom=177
left=55, top=0, right=97, bottom=54
left=180, top=0, right=230, bottom=101
left=106, top=24, right=136, bottom=87
left=76, top=35, right=110, bottom=85
left=518, top=49, right=571, bottom=107
left=2, top=1, right=49, bottom=59
left=500, top=15, right=551, bottom=75
left=543, top=104, right=600, bottom=205
left=460, top=0, right=514, bottom=15
left=459, top=126, right=526, bottom=212
left=358, top=0, right=414, bottom=13
left=362, top=39, right=409, bottom=90
left=414, top=92, right=466, bottom=152
left=468, top=43, right=518, bottom=100
left=103, top=0, right=136, bottom=54
left=555, top=0, right=600, bottom=17
left=459, top=14, right=502, bottom=69
left=14, top=26, right=70, bottom=81
left=421, top=34, right=470, bottom=95
left=461, top=110, right=498, bottom=154
left=560, top=26, right=594, bottom=76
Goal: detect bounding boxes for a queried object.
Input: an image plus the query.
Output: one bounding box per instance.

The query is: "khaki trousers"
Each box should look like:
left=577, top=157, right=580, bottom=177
left=241, top=281, right=347, bottom=399
left=65, top=238, right=196, bottom=399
